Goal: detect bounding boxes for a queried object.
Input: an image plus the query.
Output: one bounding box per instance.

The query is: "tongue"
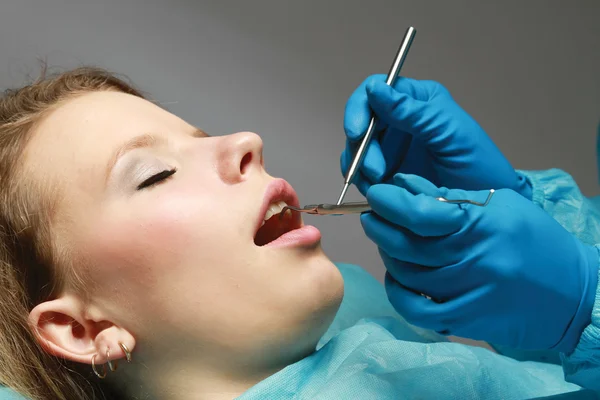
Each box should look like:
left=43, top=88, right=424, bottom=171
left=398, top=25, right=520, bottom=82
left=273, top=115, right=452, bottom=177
left=254, top=216, right=288, bottom=246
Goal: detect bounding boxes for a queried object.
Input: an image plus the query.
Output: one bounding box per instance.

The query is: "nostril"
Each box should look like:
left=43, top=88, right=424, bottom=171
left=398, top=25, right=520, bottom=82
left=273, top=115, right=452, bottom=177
left=240, top=152, right=253, bottom=175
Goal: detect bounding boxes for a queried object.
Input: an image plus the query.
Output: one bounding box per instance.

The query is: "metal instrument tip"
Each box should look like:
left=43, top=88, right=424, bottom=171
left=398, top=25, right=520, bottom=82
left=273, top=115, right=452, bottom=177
left=336, top=183, right=350, bottom=206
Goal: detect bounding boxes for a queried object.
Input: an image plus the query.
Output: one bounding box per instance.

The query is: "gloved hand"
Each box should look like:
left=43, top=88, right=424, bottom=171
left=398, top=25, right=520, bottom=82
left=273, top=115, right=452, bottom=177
left=362, top=173, right=599, bottom=353
left=341, top=75, right=532, bottom=199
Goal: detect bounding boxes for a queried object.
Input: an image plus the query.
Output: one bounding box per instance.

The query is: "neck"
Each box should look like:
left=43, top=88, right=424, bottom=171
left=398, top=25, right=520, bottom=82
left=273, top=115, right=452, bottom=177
left=109, top=352, right=289, bottom=400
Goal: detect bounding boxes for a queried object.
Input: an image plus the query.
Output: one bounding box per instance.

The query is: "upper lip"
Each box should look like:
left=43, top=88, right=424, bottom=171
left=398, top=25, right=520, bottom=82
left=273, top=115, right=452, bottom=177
left=254, top=178, right=301, bottom=236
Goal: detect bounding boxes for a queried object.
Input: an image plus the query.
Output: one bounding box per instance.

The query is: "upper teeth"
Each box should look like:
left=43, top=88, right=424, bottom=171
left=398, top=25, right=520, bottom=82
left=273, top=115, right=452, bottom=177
left=261, top=201, right=288, bottom=226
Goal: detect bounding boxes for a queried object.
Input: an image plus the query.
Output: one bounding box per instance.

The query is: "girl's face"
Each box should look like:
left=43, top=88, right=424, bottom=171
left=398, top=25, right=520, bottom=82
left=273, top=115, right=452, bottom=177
left=26, top=90, right=343, bottom=371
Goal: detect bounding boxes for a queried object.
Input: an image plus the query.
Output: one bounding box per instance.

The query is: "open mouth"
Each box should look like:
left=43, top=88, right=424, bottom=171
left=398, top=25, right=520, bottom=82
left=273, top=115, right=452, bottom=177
left=254, top=201, right=302, bottom=246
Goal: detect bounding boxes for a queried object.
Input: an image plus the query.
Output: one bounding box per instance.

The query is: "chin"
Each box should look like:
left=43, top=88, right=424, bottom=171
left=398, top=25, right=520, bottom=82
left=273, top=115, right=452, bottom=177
left=308, top=251, right=345, bottom=311
left=288, top=264, right=344, bottom=359
left=303, top=247, right=340, bottom=273
left=266, top=252, right=344, bottom=364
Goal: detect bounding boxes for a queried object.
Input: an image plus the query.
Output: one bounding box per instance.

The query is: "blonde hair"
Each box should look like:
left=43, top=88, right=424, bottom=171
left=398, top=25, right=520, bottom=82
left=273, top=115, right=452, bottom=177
left=0, top=65, right=145, bottom=400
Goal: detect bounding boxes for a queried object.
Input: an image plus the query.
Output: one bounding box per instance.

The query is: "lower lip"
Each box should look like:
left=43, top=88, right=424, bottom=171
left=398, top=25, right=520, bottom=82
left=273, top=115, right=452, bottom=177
left=264, top=225, right=321, bottom=248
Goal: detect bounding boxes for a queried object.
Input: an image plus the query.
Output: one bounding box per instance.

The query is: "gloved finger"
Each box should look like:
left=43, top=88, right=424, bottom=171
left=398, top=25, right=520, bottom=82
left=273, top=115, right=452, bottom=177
left=390, top=77, right=440, bottom=101
left=348, top=75, right=436, bottom=101
left=340, top=136, right=387, bottom=183
left=346, top=76, right=439, bottom=142
left=354, top=171, right=371, bottom=197
left=361, top=213, right=453, bottom=267
left=340, top=143, right=373, bottom=196
left=379, top=250, right=473, bottom=300
left=392, top=173, right=450, bottom=197
left=397, top=174, right=495, bottom=213
left=384, top=273, right=450, bottom=333
left=345, top=148, right=386, bottom=190
left=366, top=183, right=464, bottom=237
left=361, top=136, right=387, bottom=182
left=344, top=75, right=386, bottom=141
left=366, top=79, right=458, bottom=151
left=340, top=140, right=353, bottom=177
left=393, top=174, right=483, bottom=209
left=428, top=285, right=494, bottom=338
left=396, top=141, right=438, bottom=181
left=378, top=127, right=412, bottom=181
left=366, top=79, right=429, bottom=134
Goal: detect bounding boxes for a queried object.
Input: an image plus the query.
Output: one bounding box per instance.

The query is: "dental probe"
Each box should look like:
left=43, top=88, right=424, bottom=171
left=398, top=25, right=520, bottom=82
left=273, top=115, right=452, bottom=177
left=335, top=26, right=416, bottom=205
left=280, top=190, right=496, bottom=219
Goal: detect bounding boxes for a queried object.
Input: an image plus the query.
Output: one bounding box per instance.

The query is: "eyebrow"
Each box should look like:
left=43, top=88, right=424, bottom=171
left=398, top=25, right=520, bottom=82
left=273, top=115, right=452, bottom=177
left=105, top=128, right=208, bottom=181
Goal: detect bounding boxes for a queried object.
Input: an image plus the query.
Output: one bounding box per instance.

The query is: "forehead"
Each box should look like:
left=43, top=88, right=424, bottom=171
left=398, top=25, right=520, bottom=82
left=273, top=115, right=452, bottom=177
left=28, top=91, right=189, bottom=161
left=24, top=91, right=191, bottom=194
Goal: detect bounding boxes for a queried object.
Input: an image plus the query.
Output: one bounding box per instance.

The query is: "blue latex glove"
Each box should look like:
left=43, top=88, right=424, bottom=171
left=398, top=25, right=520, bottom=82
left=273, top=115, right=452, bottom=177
left=362, top=173, right=599, bottom=353
left=341, top=75, right=532, bottom=198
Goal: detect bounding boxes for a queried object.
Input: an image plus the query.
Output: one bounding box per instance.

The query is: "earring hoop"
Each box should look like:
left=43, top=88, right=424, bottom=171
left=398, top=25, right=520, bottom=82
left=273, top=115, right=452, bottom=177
left=106, top=347, right=118, bottom=372
left=91, top=354, right=107, bottom=379
left=119, top=342, right=132, bottom=362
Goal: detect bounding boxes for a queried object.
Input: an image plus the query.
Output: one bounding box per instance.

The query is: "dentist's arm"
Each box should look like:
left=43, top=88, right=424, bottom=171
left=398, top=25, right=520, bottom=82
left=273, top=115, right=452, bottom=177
left=517, top=167, right=600, bottom=389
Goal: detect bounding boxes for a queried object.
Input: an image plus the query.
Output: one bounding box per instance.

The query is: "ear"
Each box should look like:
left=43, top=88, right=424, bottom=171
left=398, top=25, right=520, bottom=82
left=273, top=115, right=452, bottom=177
left=28, top=294, right=135, bottom=365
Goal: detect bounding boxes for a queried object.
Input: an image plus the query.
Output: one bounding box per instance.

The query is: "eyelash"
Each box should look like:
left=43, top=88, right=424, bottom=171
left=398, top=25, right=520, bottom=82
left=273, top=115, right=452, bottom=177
left=137, top=168, right=177, bottom=190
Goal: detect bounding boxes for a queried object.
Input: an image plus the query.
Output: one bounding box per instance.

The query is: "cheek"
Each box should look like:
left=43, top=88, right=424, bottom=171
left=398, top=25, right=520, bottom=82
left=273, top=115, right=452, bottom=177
left=139, top=190, right=238, bottom=260
left=80, top=190, right=239, bottom=294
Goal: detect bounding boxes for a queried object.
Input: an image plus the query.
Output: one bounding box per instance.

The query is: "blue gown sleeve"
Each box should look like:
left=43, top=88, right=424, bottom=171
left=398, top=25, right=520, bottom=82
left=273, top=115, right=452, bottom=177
left=519, top=168, right=600, bottom=391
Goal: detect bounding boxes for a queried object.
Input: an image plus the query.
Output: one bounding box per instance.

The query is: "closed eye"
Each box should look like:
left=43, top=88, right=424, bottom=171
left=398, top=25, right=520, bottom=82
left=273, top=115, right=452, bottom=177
left=137, top=169, right=177, bottom=190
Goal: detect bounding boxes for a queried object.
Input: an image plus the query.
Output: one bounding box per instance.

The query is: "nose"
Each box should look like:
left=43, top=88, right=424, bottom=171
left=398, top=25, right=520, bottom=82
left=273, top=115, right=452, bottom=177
left=216, top=131, right=264, bottom=184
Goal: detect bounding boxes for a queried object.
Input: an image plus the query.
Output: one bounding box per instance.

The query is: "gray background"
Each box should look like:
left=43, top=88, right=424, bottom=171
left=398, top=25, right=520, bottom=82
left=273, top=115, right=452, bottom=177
left=1, top=0, right=599, bottom=283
